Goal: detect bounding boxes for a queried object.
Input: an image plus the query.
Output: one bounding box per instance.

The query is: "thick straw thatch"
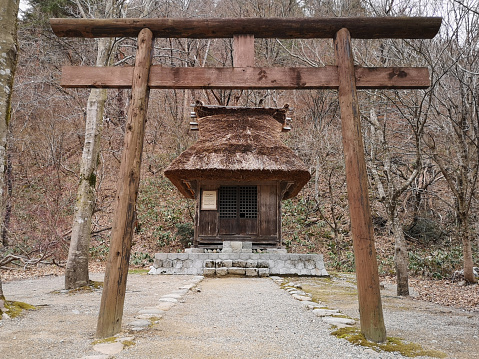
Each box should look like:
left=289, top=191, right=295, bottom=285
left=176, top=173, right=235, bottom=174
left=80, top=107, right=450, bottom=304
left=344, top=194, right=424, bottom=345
left=164, top=106, right=310, bottom=199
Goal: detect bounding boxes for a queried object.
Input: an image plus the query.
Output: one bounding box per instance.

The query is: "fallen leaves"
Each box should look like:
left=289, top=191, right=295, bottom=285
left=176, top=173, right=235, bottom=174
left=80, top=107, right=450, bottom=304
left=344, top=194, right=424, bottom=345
left=410, top=277, right=479, bottom=311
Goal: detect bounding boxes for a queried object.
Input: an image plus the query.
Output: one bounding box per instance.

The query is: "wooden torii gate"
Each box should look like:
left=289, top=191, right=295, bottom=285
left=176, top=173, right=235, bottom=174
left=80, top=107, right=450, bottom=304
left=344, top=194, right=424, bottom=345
left=50, top=17, right=441, bottom=342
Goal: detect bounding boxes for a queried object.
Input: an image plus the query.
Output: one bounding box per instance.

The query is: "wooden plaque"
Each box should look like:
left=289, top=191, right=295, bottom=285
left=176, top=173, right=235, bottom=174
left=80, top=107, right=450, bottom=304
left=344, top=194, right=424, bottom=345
left=201, top=190, right=217, bottom=210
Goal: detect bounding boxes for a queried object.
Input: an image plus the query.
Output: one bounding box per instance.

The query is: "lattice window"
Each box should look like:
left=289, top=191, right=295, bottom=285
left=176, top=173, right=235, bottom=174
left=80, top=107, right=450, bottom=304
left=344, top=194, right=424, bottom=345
left=239, top=186, right=257, bottom=218
left=219, top=186, right=257, bottom=219
left=219, top=186, right=237, bottom=218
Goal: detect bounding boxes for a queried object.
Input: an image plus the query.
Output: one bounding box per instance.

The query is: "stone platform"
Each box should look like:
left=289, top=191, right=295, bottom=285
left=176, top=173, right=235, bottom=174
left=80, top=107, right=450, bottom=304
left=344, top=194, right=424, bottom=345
left=149, top=241, right=329, bottom=277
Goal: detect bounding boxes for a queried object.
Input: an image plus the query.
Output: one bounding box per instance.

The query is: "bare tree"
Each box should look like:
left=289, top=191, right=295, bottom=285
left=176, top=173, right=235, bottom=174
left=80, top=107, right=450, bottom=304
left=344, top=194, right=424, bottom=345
left=425, top=0, right=479, bottom=283
left=65, top=0, right=120, bottom=289
left=366, top=101, right=424, bottom=295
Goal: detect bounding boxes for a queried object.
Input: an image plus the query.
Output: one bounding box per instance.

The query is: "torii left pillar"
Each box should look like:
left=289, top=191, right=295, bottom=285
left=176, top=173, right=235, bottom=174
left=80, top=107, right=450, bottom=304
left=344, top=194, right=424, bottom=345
left=96, top=28, right=154, bottom=338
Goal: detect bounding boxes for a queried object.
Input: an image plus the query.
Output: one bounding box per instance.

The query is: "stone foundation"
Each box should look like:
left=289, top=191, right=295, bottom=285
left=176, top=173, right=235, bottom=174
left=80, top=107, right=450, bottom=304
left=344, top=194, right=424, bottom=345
left=149, top=241, right=328, bottom=277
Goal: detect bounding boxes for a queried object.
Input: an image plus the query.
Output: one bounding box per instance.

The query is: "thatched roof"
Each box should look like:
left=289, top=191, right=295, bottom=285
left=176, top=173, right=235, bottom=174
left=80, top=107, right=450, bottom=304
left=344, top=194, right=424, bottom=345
left=164, top=105, right=310, bottom=199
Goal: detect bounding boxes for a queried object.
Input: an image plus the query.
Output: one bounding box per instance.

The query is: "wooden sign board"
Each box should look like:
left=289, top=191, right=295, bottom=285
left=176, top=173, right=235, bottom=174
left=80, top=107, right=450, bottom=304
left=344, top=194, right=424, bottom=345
left=201, top=190, right=217, bottom=210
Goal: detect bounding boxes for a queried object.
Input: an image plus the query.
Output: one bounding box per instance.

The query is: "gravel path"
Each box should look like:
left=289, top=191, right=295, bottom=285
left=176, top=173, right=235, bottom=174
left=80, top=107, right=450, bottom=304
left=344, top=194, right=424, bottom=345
left=0, top=273, right=478, bottom=358
left=116, top=277, right=402, bottom=359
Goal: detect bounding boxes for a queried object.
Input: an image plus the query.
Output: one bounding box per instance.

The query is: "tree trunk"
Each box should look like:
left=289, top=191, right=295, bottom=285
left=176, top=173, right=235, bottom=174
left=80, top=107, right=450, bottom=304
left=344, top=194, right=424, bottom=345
left=0, top=276, right=4, bottom=317
left=2, top=154, right=12, bottom=246
left=459, top=214, right=476, bottom=284
left=65, top=36, right=114, bottom=289
left=0, top=0, right=19, bottom=248
left=391, top=208, right=409, bottom=296
left=0, top=276, right=4, bottom=300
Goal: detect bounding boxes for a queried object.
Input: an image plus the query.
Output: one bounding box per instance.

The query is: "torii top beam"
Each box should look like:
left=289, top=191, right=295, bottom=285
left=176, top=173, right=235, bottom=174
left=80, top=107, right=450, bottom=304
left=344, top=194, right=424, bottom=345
left=50, top=17, right=442, bottom=39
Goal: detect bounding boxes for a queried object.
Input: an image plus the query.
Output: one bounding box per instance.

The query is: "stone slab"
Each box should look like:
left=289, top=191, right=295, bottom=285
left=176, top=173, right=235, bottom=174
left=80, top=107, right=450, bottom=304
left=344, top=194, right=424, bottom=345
left=216, top=267, right=228, bottom=276
left=138, top=308, right=165, bottom=315
left=157, top=302, right=175, bottom=311
left=228, top=268, right=246, bottom=275
left=161, top=293, right=182, bottom=299
left=152, top=252, right=328, bottom=277
left=136, top=313, right=163, bottom=319
left=159, top=297, right=178, bottom=303
left=128, top=319, right=151, bottom=328
left=258, top=268, right=270, bottom=277
left=245, top=268, right=258, bottom=277
left=203, top=268, right=216, bottom=277
left=322, top=317, right=356, bottom=326
left=184, top=248, right=204, bottom=253
left=93, top=342, right=124, bottom=355
left=312, top=308, right=340, bottom=317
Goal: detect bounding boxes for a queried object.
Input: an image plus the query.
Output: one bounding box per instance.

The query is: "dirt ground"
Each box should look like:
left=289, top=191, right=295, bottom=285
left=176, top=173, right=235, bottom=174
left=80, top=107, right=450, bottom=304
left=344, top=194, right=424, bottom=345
left=296, top=274, right=479, bottom=358
left=0, top=268, right=478, bottom=358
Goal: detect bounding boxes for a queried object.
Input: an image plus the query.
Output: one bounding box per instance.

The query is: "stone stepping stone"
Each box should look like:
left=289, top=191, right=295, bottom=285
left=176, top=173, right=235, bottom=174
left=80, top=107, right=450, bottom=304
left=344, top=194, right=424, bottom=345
left=322, top=316, right=356, bottom=327
left=116, top=336, right=135, bottom=342
left=159, top=297, right=178, bottom=303
left=172, top=289, right=189, bottom=295
left=313, top=308, right=340, bottom=317
left=292, top=294, right=312, bottom=301
left=191, top=276, right=204, bottom=283
left=161, top=293, right=182, bottom=299
left=128, top=319, right=151, bottom=328
left=81, top=355, right=109, bottom=359
left=301, top=301, right=322, bottom=309
left=136, top=313, right=163, bottom=320
left=93, top=342, right=123, bottom=355
left=138, top=308, right=165, bottom=315
left=179, top=284, right=194, bottom=290
left=157, top=302, right=175, bottom=311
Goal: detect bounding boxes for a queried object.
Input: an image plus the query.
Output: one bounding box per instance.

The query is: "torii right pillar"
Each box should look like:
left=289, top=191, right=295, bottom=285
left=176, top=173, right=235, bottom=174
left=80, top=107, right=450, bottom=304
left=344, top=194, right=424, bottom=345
left=334, top=27, right=386, bottom=342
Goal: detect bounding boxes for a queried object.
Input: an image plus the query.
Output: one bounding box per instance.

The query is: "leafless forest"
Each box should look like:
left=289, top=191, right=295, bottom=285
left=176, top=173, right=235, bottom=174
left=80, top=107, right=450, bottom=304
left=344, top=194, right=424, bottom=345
left=2, top=0, right=478, bottom=286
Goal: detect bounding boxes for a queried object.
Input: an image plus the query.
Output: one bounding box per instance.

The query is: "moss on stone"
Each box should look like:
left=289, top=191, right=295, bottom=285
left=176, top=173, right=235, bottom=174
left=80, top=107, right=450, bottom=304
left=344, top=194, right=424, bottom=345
left=89, top=280, right=103, bottom=289
left=1, top=300, right=36, bottom=319
left=121, top=340, right=135, bottom=347
left=331, top=327, right=447, bottom=358
left=128, top=268, right=149, bottom=275
left=301, top=282, right=357, bottom=305
left=92, top=336, right=117, bottom=345
left=66, top=280, right=103, bottom=294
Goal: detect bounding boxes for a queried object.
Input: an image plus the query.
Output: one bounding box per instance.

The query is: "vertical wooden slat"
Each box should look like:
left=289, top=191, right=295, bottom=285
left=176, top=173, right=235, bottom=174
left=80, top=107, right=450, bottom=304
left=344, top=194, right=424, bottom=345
left=96, top=28, right=154, bottom=338
left=258, top=184, right=277, bottom=237
left=277, top=183, right=282, bottom=247
left=233, top=34, right=255, bottom=67
left=194, top=182, right=200, bottom=246
left=334, top=28, right=386, bottom=343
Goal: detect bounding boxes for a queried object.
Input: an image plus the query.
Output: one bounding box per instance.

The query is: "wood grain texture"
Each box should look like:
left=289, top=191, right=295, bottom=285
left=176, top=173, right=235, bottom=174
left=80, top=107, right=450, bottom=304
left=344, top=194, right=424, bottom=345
left=96, top=28, right=154, bottom=339
left=233, top=34, right=255, bottom=67
left=61, top=66, right=430, bottom=89
left=50, top=17, right=442, bottom=39
left=258, top=184, right=278, bottom=237
left=334, top=27, right=386, bottom=343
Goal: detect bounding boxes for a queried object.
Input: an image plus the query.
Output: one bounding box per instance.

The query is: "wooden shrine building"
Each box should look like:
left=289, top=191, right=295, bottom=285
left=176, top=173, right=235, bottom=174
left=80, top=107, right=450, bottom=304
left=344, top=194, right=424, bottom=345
left=164, top=104, right=310, bottom=248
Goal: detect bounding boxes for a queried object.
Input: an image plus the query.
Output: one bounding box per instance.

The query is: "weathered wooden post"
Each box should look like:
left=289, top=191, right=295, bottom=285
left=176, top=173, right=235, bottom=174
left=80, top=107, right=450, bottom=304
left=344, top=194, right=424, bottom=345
left=96, top=28, right=154, bottom=338
left=334, top=27, right=386, bottom=342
